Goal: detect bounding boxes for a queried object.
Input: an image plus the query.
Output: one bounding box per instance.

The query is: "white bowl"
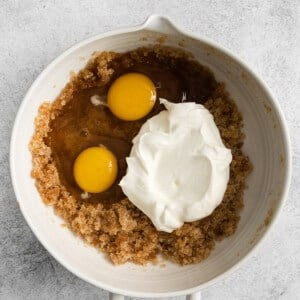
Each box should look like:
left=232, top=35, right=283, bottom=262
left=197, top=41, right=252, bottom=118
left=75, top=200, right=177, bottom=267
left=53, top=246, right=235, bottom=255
left=10, top=15, right=291, bottom=299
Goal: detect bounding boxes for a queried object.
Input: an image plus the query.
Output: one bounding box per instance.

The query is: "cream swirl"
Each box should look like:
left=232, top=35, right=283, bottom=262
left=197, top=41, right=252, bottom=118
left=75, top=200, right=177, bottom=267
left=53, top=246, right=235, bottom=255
left=120, top=99, right=232, bottom=232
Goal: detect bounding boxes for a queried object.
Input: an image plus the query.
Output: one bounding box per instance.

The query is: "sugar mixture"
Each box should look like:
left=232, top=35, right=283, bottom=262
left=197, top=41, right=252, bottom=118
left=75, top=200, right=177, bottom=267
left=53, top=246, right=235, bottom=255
left=30, top=46, right=252, bottom=265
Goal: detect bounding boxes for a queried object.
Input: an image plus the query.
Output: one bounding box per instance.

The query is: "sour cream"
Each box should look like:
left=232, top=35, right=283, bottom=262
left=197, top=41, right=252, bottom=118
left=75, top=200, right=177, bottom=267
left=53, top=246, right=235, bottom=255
left=120, top=99, right=232, bottom=232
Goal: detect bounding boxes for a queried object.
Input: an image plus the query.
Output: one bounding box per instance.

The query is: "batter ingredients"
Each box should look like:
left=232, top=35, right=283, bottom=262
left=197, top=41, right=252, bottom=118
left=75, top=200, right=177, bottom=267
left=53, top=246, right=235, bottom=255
left=30, top=46, right=252, bottom=265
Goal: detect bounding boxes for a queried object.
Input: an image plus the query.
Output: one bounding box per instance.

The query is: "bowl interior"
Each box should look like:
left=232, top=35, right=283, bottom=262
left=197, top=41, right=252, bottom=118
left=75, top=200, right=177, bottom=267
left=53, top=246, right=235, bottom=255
left=10, top=25, right=290, bottom=297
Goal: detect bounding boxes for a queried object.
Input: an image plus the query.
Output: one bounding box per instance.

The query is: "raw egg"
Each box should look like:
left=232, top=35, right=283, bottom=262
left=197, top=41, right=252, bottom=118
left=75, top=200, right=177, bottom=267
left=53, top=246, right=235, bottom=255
left=73, top=146, right=118, bottom=193
left=107, top=73, right=156, bottom=121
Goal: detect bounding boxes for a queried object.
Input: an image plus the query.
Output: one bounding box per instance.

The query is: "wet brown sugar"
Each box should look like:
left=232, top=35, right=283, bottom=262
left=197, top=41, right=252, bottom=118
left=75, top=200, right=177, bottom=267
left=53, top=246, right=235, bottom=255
left=30, top=46, right=252, bottom=265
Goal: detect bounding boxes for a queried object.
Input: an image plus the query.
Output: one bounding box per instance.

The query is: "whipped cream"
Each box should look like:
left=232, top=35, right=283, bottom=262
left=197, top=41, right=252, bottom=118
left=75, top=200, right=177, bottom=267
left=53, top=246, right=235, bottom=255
left=120, top=99, right=232, bottom=232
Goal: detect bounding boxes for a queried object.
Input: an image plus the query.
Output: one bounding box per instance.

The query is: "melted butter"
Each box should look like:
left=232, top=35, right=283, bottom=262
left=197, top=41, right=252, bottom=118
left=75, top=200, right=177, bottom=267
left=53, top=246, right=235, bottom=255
left=47, top=49, right=217, bottom=205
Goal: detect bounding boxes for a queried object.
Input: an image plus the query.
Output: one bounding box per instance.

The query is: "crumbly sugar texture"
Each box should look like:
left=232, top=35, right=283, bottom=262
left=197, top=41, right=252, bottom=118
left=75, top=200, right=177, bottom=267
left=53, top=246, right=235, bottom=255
left=30, top=46, right=252, bottom=265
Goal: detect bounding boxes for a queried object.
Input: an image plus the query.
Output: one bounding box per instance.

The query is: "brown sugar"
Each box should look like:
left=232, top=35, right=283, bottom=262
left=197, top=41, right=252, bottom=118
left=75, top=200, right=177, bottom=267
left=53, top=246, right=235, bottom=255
left=30, top=46, right=252, bottom=265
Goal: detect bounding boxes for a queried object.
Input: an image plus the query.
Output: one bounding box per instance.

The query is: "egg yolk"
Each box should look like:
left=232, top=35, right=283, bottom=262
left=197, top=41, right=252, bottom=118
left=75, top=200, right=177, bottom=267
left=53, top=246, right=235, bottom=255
left=107, top=73, right=156, bottom=121
left=73, top=146, right=118, bottom=193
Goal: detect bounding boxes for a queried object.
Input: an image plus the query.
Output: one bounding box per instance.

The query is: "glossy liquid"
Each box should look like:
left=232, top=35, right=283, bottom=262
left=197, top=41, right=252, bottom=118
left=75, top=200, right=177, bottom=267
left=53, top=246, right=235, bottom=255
left=47, top=49, right=217, bottom=205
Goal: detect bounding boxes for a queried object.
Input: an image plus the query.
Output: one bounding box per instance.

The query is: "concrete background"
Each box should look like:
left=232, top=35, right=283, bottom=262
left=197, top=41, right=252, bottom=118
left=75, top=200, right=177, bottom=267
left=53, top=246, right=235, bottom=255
left=0, top=0, right=299, bottom=299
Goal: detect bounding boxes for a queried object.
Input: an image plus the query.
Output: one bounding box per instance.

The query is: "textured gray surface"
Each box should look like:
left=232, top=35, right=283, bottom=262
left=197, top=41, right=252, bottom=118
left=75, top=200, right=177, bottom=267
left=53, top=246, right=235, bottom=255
left=0, top=0, right=299, bottom=299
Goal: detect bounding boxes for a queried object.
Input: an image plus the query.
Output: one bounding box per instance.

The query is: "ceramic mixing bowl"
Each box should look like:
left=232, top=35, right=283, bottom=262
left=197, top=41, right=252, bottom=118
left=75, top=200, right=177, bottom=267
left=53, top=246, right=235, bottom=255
left=10, top=15, right=291, bottom=299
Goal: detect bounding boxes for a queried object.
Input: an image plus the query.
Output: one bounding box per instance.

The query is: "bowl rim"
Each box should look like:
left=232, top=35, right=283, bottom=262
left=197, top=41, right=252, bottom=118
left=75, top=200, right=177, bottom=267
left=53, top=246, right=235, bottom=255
left=10, top=15, right=292, bottom=298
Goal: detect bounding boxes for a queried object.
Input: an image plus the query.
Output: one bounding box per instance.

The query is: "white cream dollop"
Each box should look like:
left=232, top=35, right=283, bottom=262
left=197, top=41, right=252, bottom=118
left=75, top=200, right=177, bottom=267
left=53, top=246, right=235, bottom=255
left=120, top=99, right=232, bottom=232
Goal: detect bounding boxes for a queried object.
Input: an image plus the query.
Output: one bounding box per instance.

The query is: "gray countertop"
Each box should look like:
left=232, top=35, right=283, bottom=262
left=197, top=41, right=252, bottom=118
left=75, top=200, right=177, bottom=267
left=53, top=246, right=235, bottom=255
left=1, top=1, right=299, bottom=299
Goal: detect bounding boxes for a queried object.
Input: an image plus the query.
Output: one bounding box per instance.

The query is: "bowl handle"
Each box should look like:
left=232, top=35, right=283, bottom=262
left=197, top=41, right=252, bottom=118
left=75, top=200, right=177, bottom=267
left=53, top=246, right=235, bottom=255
left=142, top=14, right=182, bottom=36
left=109, top=293, right=124, bottom=300
left=186, top=291, right=202, bottom=300
left=108, top=291, right=202, bottom=299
